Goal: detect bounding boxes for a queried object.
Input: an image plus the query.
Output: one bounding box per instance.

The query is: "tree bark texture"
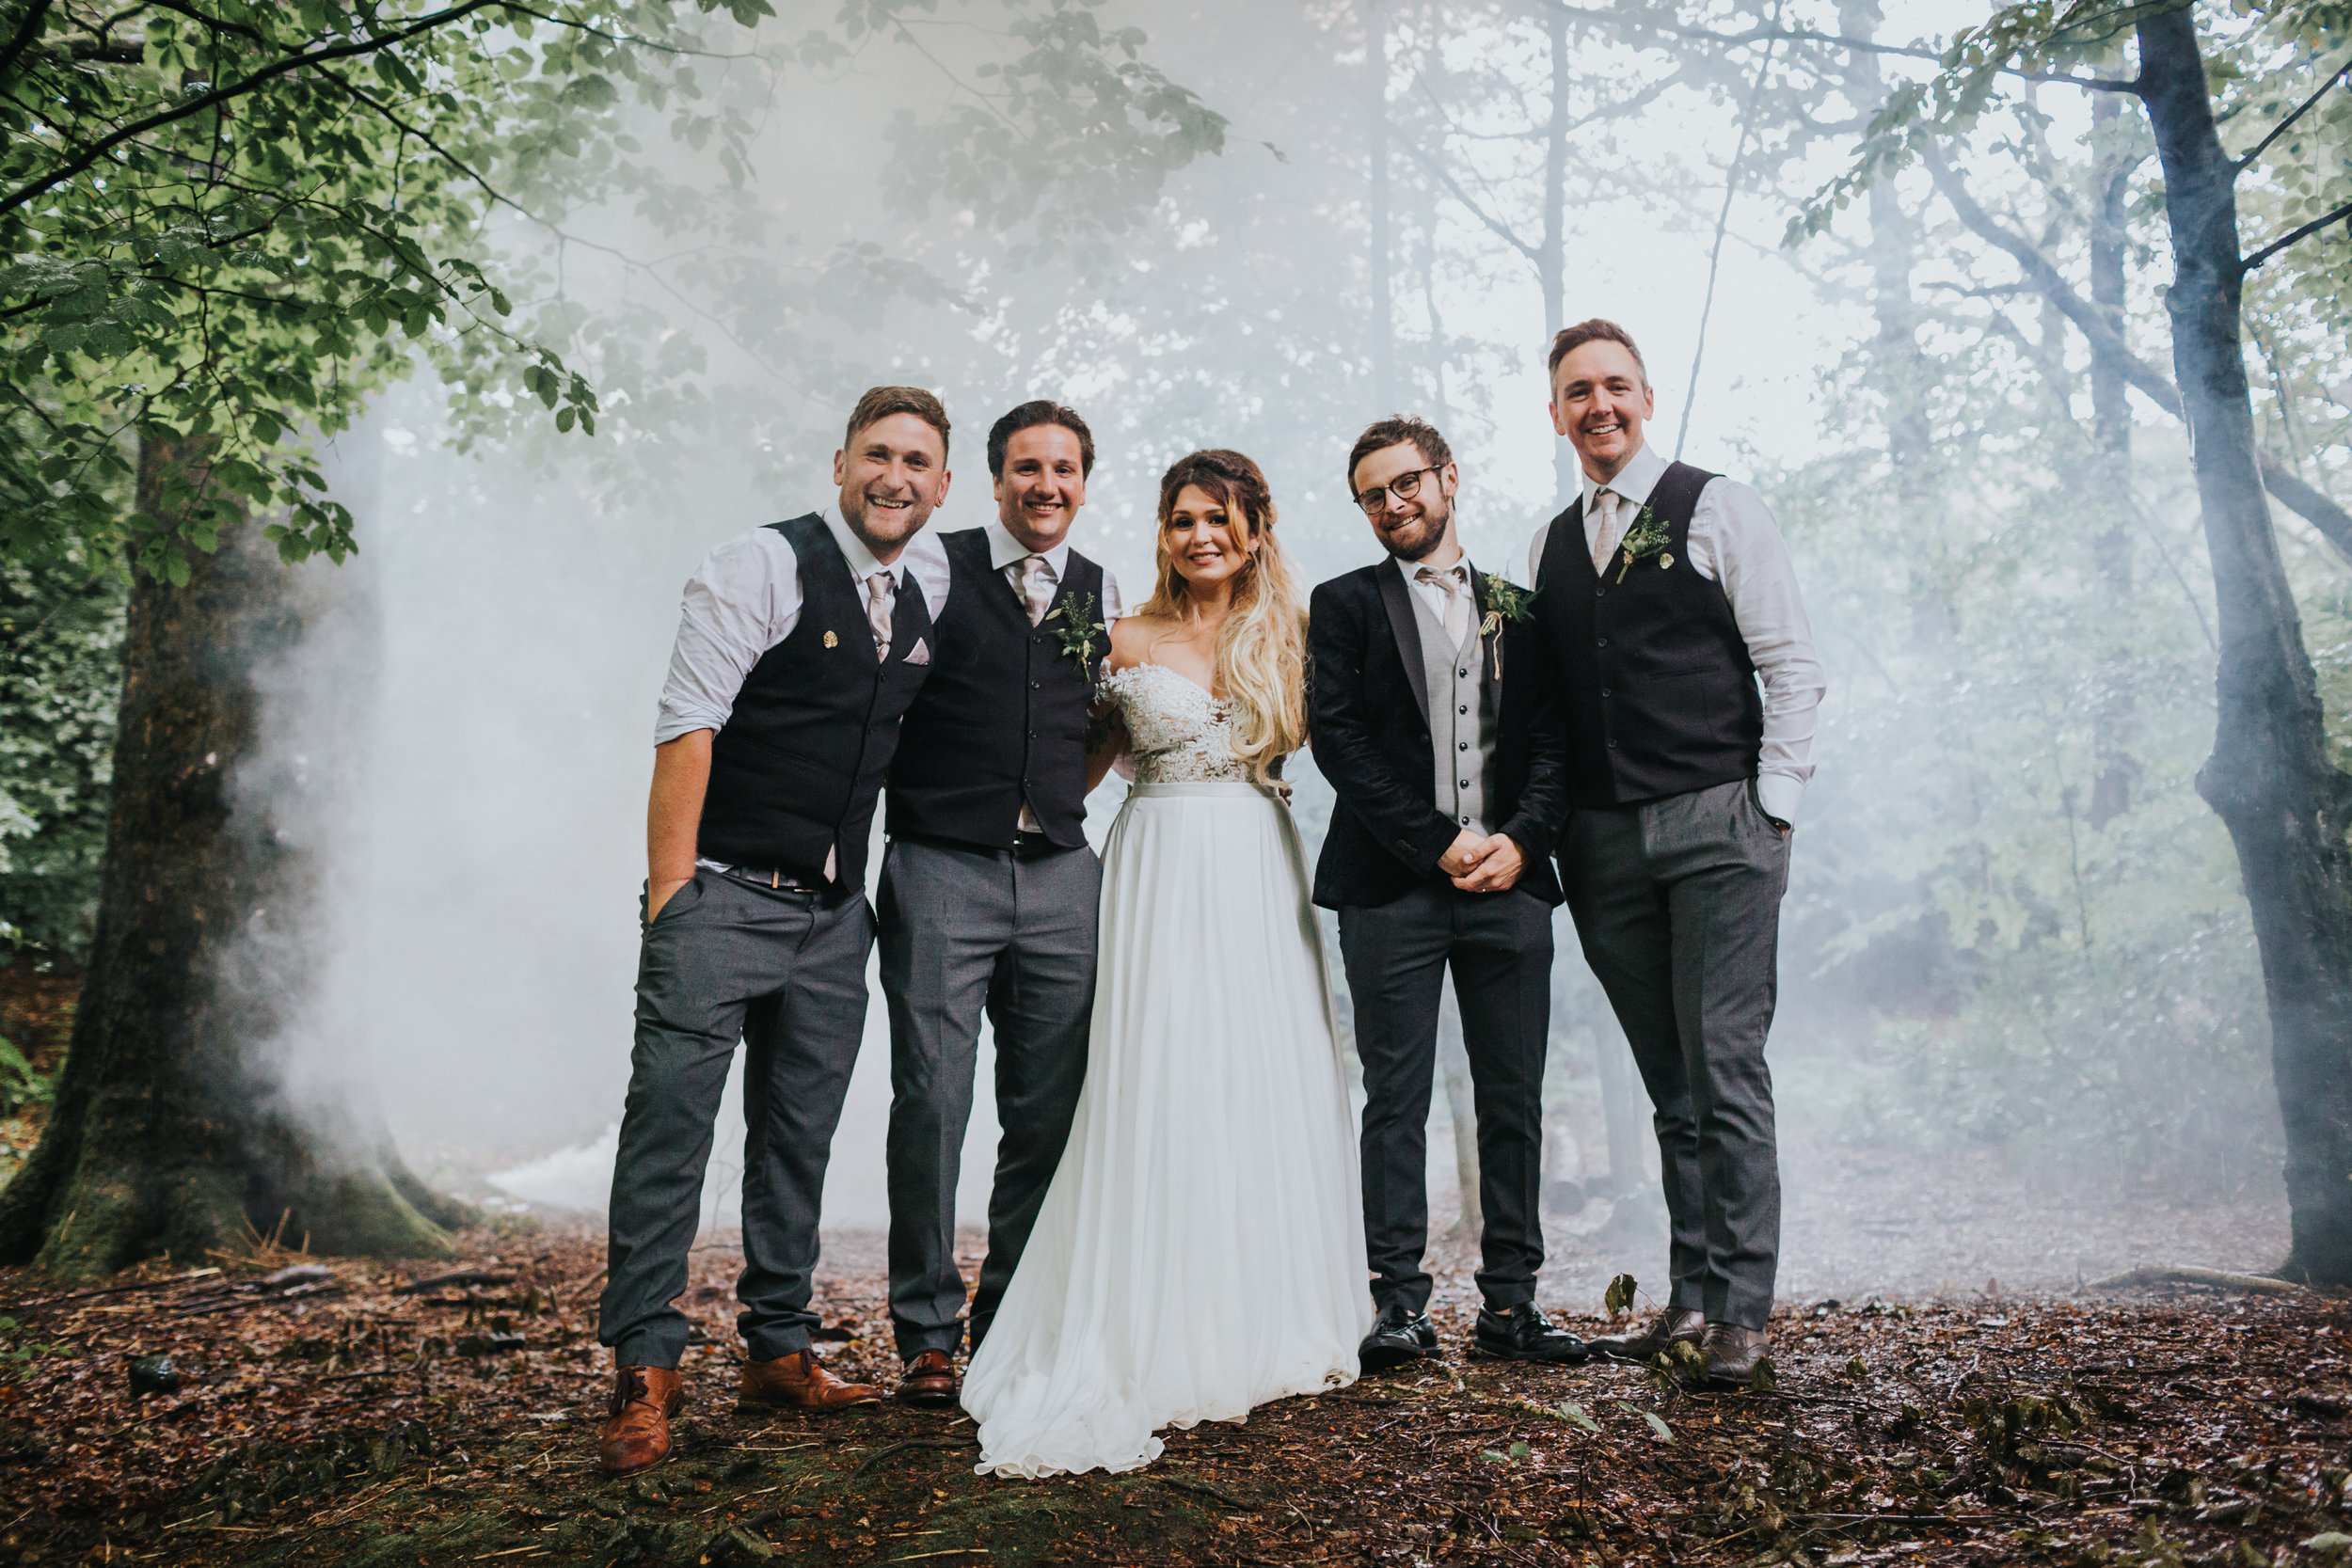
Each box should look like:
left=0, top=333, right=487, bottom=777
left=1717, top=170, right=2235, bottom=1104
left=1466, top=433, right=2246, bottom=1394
left=0, top=436, right=463, bottom=1275
left=2136, top=6, right=2352, bottom=1281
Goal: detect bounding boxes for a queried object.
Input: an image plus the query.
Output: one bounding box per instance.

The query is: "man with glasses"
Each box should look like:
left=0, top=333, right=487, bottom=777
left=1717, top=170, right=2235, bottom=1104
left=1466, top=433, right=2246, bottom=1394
left=1308, top=416, right=1584, bottom=1371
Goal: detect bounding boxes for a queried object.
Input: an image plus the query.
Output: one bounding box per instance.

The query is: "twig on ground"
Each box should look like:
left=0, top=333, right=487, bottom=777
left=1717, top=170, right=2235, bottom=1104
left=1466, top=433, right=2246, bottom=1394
left=2089, top=1265, right=2301, bottom=1295
left=850, top=1435, right=977, bottom=1481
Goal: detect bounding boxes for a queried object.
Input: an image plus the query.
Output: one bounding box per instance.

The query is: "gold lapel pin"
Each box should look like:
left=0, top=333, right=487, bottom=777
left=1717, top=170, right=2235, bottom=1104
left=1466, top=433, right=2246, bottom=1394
left=823, top=630, right=839, bottom=649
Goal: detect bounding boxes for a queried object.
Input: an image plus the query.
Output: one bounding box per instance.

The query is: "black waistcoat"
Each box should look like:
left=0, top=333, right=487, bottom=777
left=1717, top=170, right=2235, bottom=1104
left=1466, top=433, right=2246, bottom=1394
left=886, top=530, right=1106, bottom=849
left=1534, top=463, right=1763, bottom=807
left=696, top=514, right=934, bottom=890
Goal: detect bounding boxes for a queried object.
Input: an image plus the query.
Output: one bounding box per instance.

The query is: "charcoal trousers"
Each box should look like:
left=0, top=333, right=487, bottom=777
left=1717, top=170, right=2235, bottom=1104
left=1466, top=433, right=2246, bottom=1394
left=1340, top=880, right=1555, bottom=1316
left=876, top=834, right=1098, bottom=1357
left=1562, top=777, right=1790, bottom=1331
left=599, top=868, right=873, bottom=1369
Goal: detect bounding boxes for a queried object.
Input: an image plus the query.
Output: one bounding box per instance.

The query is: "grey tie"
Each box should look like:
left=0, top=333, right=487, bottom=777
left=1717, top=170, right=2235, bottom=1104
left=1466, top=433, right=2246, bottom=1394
left=1415, top=563, right=1470, bottom=646
left=1588, top=488, right=1621, bottom=573
left=866, top=570, right=896, bottom=660
left=1019, top=554, right=1056, bottom=626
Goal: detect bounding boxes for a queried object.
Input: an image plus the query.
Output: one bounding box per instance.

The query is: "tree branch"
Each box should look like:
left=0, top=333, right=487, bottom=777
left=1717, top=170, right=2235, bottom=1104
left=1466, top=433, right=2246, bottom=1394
left=1922, top=142, right=2181, bottom=417
left=2257, top=453, right=2352, bottom=562
left=0, top=0, right=504, bottom=221
left=1395, top=139, right=1538, bottom=264
left=1924, top=144, right=2352, bottom=563
left=2239, top=198, right=2352, bottom=274
left=2232, top=59, right=2349, bottom=174
left=0, top=0, right=56, bottom=83
left=1534, top=1, right=2136, bottom=90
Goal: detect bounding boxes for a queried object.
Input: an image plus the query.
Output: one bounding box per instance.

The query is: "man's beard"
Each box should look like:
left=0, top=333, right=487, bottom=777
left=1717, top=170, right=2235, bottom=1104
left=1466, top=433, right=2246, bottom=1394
left=843, top=491, right=929, bottom=552
left=1378, top=506, right=1450, bottom=562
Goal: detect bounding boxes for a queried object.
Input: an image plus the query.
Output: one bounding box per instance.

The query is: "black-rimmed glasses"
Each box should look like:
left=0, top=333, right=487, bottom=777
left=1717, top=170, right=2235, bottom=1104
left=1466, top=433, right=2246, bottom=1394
left=1353, top=466, right=1441, bottom=515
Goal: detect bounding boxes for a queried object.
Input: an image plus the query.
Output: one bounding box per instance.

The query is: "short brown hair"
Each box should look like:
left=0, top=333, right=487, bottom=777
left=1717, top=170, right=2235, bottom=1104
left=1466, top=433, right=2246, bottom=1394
left=1547, top=319, right=1647, bottom=385
left=988, top=400, right=1095, bottom=478
left=844, top=385, right=950, bottom=457
left=1345, top=415, right=1454, bottom=493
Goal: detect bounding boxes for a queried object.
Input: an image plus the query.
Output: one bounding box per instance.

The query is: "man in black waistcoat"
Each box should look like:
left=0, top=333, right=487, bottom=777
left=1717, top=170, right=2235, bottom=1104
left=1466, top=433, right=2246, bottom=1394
left=596, top=387, right=956, bottom=1477
left=1527, top=320, right=1825, bottom=1384
left=878, top=400, right=1122, bottom=1406
left=1310, top=415, right=1586, bottom=1370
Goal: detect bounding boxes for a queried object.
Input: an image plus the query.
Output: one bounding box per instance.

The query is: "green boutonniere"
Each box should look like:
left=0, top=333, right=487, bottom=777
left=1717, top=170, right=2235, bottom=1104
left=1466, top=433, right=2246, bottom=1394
left=1044, top=590, right=1104, bottom=672
left=1615, top=505, right=1672, bottom=582
left=1477, top=573, right=1537, bottom=679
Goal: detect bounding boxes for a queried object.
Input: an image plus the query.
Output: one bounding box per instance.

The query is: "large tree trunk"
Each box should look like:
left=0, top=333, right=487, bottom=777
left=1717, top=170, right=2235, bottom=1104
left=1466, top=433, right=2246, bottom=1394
left=0, top=436, right=465, bottom=1275
left=2136, top=8, right=2352, bottom=1281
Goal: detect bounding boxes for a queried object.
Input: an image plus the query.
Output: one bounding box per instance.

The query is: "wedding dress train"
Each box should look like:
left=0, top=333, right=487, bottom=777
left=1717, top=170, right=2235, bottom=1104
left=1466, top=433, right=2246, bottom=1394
left=959, top=662, right=1371, bottom=1478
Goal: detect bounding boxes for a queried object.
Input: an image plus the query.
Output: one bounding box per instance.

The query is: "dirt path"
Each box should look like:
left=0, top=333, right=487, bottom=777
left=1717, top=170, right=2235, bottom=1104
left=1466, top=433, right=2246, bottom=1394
left=0, top=1227, right=2339, bottom=1567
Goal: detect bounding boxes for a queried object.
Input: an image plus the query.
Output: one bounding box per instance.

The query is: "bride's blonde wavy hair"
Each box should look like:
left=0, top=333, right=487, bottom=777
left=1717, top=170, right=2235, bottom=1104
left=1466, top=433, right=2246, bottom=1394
left=1135, top=449, right=1308, bottom=782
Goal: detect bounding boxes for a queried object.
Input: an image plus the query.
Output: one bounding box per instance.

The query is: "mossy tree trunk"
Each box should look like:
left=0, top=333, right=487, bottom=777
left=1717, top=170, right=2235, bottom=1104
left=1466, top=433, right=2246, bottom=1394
left=0, top=436, right=464, bottom=1275
left=2135, top=8, right=2352, bottom=1282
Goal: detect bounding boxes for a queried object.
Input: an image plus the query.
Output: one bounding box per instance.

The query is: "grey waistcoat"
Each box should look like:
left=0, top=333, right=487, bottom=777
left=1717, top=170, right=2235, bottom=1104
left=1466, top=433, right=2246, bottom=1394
left=1409, top=574, right=1496, bottom=837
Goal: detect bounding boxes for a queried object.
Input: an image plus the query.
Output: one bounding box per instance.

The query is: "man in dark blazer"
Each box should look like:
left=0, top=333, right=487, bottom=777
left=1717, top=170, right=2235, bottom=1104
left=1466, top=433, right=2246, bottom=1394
left=1310, top=415, right=1584, bottom=1370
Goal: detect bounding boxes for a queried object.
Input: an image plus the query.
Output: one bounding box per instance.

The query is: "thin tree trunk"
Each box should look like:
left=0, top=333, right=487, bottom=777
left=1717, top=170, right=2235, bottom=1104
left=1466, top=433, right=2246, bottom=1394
left=1541, top=1, right=1573, bottom=504
left=2135, top=7, right=2352, bottom=1282
left=0, top=436, right=463, bottom=1275
left=1365, top=0, right=1395, bottom=410
left=2088, top=87, right=2138, bottom=828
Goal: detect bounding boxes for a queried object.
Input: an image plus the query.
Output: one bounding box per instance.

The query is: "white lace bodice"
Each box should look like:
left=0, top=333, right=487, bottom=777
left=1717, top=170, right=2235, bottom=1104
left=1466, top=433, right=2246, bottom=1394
left=1101, top=662, right=1251, bottom=784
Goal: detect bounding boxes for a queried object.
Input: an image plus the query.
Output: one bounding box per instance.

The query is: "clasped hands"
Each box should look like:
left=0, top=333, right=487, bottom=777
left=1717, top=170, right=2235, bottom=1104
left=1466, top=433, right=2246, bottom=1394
left=1440, top=829, right=1523, bottom=894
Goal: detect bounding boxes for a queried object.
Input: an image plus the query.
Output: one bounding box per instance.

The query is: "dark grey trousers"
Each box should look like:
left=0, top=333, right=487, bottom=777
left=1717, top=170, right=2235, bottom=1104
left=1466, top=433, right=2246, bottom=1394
left=599, top=870, right=874, bottom=1369
left=1562, top=777, right=1791, bottom=1331
left=1339, top=881, right=1554, bottom=1316
left=876, top=836, right=1099, bottom=1357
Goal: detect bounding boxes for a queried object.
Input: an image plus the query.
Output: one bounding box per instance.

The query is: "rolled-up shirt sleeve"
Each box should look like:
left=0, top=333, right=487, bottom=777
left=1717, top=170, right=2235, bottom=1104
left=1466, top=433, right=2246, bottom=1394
left=653, top=527, right=803, bottom=746
left=1694, top=480, right=1825, bottom=824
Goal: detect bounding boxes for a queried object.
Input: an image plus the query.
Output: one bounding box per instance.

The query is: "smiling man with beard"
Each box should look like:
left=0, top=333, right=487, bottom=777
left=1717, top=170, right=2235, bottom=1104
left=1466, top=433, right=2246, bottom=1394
left=596, top=387, right=954, bottom=1477
left=1309, top=415, right=1583, bottom=1371
left=1527, top=319, right=1825, bottom=1386
left=875, top=401, right=1123, bottom=1409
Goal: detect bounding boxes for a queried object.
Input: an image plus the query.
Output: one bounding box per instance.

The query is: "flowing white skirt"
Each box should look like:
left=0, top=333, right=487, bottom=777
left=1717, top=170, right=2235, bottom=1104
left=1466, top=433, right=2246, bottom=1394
left=960, top=781, right=1373, bottom=1479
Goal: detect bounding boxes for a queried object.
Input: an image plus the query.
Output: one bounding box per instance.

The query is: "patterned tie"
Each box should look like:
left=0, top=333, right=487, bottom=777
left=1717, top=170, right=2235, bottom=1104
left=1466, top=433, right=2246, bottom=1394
left=1415, top=563, right=1470, bottom=647
left=1588, top=488, right=1621, bottom=573
left=1020, top=554, right=1056, bottom=627
left=866, top=570, right=896, bottom=661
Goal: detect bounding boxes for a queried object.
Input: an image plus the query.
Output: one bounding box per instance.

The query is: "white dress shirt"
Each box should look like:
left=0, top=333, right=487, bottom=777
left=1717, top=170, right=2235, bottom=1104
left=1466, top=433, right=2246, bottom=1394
left=654, top=507, right=953, bottom=746
left=899, top=520, right=1127, bottom=830
left=1527, top=443, right=1825, bottom=823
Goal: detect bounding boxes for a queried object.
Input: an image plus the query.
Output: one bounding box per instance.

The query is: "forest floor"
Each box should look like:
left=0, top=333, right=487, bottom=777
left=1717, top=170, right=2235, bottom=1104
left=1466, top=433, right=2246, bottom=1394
left=0, top=1226, right=2340, bottom=1568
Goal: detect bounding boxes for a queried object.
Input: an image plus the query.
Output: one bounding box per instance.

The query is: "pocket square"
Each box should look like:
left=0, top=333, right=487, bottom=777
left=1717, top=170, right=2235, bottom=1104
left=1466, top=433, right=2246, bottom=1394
left=902, top=638, right=930, bottom=666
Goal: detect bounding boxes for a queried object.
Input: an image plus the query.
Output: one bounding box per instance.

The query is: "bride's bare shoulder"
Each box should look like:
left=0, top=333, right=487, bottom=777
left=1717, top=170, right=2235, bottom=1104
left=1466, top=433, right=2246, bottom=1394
left=1106, top=614, right=1172, bottom=673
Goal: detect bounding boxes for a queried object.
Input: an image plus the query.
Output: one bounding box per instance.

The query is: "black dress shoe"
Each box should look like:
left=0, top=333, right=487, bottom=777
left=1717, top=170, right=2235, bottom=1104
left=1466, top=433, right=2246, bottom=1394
left=1358, top=1303, right=1440, bottom=1371
left=1471, top=1302, right=1589, bottom=1365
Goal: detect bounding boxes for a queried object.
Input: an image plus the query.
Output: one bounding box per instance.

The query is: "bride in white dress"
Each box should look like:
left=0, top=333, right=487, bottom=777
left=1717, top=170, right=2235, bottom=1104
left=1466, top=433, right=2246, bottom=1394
left=959, top=449, right=1372, bottom=1479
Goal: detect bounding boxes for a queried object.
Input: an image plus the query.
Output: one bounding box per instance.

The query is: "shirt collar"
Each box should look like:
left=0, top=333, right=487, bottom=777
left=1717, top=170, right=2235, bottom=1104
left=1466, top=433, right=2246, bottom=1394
left=986, top=519, right=1072, bottom=578
left=1581, top=442, right=1666, bottom=511
left=820, top=505, right=905, bottom=586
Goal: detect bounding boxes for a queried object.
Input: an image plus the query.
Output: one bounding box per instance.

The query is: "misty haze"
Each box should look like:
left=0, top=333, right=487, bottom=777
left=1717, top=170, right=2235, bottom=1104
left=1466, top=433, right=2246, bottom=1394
left=3, top=0, right=2344, bottom=1560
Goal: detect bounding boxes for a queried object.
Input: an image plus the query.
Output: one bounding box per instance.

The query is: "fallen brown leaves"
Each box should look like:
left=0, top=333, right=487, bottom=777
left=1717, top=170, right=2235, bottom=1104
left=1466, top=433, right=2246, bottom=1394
left=0, top=1229, right=2341, bottom=1568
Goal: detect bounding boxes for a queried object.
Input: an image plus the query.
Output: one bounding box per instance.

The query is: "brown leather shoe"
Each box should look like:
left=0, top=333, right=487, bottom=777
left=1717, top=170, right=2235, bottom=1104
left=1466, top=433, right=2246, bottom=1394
left=1588, top=1307, right=1707, bottom=1364
left=896, top=1349, right=960, bottom=1408
left=739, top=1350, right=882, bottom=1411
left=1701, top=1323, right=1771, bottom=1385
left=599, top=1365, right=684, bottom=1476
